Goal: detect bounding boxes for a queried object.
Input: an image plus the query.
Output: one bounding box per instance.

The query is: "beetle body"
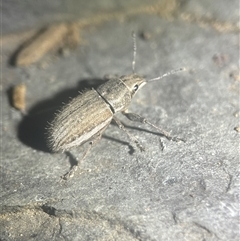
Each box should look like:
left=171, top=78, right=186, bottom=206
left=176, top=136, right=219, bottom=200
left=48, top=74, right=146, bottom=152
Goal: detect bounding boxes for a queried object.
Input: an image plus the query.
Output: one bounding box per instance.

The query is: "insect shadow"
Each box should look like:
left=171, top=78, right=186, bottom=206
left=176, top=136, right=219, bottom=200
left=18, top=77, right=157, bottom=154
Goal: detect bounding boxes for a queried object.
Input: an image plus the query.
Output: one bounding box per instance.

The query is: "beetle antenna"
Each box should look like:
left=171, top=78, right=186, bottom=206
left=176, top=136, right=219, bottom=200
left=132, top=31, right=137, bottom=74
left=147, top=68, right=186, bottom=82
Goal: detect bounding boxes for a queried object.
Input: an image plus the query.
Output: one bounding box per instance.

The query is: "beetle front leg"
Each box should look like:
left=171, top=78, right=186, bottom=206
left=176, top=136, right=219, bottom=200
left=113, top=117, right=145, bottom=152
left=122, top=111, right=185, bottom=142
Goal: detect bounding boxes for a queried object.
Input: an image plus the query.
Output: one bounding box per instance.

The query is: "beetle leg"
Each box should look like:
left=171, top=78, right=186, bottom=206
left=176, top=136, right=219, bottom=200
left=61, top=126, right=108, bottom=180
left=113, top=117, right=145, bottom=152
left=122, top=111, right=185, bottom=142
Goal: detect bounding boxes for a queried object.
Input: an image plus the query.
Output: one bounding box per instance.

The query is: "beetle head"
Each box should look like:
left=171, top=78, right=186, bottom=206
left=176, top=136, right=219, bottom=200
left=124, top=32, right=185, bottom=98
left=120, top=74, right=146, bottom=97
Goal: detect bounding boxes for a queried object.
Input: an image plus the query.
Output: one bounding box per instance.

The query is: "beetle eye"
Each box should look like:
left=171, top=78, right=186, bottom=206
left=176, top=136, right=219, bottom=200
left=133, top=84, right=138, bottom=91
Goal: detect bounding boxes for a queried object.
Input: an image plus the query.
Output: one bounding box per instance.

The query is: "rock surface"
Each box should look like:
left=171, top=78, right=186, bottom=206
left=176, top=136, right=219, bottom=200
left=1, top=0, right=239, bottom=240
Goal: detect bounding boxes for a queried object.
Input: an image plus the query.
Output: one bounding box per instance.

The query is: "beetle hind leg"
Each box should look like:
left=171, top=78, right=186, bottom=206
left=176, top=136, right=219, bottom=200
left=61, top=126, right=108, bottom=180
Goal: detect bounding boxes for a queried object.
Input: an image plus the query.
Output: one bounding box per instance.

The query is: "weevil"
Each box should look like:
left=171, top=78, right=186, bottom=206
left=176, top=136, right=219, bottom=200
left=47, top=32, right=185, bottom=179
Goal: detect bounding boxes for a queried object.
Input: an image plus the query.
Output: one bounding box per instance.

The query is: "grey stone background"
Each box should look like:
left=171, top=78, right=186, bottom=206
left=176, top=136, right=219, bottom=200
left=0, top=0, right=239, bottom=240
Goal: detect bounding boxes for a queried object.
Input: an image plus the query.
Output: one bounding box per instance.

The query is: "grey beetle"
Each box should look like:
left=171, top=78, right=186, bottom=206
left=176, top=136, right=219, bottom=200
left=47, top=32, right=184, bottom=179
